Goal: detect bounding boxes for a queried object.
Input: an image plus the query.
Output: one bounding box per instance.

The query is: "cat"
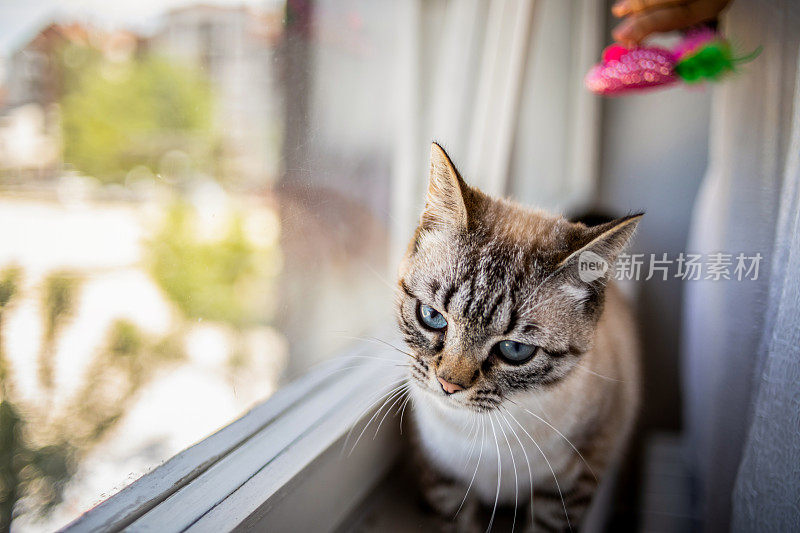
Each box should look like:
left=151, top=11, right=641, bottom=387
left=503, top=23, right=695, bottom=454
left=397, top=143, right=641, bottom=532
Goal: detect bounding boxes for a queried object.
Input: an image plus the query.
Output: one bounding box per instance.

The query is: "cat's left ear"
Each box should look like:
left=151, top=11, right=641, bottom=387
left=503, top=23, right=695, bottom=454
left=420, top=143, right=470, bottom=231
left=557, top=213, right=643, bottom=282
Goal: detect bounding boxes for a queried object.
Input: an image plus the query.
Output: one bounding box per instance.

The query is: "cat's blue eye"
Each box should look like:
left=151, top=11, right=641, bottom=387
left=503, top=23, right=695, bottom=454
left=496, top=340, right=537, bottom=364
left=418, top=303, right=447, bottom=330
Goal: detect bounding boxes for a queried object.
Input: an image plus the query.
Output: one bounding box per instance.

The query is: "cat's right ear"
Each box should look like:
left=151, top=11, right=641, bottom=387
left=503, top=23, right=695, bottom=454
left=420, top=142, right=469, bottom=231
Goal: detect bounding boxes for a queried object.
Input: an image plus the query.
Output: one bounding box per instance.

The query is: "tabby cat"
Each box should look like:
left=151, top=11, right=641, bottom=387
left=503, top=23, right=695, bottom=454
left=397, top=143, right=641, bottom=532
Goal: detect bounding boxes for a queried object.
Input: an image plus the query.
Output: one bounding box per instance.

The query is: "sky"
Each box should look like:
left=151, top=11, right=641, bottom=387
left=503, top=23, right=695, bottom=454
left=0, top=0, right=282, bottom=54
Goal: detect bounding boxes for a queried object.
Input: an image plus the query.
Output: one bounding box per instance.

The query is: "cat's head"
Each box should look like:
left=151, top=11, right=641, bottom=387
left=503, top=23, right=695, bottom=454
left=397, top=143, right=641, bottom=412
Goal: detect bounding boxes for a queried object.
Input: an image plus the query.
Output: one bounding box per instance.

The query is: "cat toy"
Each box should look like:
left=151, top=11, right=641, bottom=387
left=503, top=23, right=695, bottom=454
left=585, top=27, right=760, bottom=96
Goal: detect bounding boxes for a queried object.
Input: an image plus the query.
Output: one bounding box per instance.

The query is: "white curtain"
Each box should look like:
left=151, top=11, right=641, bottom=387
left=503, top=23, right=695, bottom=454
left=681, top=0, right=800, bottom=531
left=390, top=0, right=603, bottom=265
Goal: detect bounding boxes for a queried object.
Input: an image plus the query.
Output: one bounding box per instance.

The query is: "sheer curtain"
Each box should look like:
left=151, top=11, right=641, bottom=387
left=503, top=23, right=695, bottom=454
left=390, top=0, right=603, bottom=266
left=681, top=0, right=800, bottom=531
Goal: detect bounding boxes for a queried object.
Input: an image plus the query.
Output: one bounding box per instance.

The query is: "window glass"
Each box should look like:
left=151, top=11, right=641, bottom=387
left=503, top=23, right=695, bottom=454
left=0, top=1, right=394, bottom=529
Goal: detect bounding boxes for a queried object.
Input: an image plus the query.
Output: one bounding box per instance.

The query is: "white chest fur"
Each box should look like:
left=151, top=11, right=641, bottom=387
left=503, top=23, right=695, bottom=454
left=411, top=387, right=580, bottom=506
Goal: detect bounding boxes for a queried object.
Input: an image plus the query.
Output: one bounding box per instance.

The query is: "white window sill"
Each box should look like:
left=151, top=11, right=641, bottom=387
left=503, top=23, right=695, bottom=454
left=62, top=342, right=406, bottom=532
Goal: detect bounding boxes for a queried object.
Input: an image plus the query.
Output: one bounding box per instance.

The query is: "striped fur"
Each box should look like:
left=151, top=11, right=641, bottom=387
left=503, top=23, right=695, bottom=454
left=398, top=144, right=641, bottom=532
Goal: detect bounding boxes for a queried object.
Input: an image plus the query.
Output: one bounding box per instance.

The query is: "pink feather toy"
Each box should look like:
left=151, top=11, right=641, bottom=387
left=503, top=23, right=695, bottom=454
left=585, top=27, right=760, bottom=96
left=585, top=44, right=678, bottom=95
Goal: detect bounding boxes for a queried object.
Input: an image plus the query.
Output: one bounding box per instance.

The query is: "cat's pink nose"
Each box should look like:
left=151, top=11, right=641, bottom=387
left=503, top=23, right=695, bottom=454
left=437, top=376, right=464, bottom=395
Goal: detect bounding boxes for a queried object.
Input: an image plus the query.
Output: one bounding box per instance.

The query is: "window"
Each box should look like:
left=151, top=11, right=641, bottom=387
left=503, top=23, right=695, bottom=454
left=0, top=2, right=395, bottom=530
left=0, top=1, right=602, bottom=530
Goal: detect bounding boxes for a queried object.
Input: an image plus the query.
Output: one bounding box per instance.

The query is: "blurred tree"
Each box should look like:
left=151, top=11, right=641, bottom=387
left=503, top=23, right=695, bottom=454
left=0, top=266, right=22, bottom=532
left=147, top=203, right=280, bottom=327
left=0, top=266, right=185, bottom=531
left=38, top=272, right=81, bottom=397
left=0, top=400, right=23, bottom=533
left=59, top=44, right=216, bottom=183
left=65, top=319, right=184, bottom=447
left=0, top=266, right=22, bottom=396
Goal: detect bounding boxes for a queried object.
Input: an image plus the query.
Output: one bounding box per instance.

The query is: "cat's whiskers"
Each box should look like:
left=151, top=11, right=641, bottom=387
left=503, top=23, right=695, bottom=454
left=306, top=363, right=403, bottom=391
left=455, top=416, right=484, bottom=519
left=348, top=382, right=410, bottom=456
left=458, top=417, right=475, bottom=468
left=486, top=413, right=503, bottom=533
left=337, top=354, right=410, bottom=364
left=333, top=355, right=411, bottom=374
left=342, top=377, right=408, bottom=453
left=502, top=407, right=572, bottom=532
left=460, top=410, right=476, bottom=432
left=350, top=381, right=408, bottom=446
left=464, top=415, right=480, bottom=468
left=572, top=363, right=623, bottom=382
left=335, top=334, right=418, bottom=360
left=301, top=349, right=409, bottom=395
left=398, top=393, right=412, bottom=433
left=362, top=260, right=398, bottom=293
left=301, top=352, right=406, bottom=384
left=352, top=334, right=418, bottom=360
left=362, top=335, right=418, bottom=360
left=508, top=399, right=597, bottom=482
left=495, top=410, right=519, bottom=533
left=345, top=378, right=406, bottom=442
left=498, top=410, right=535, bottom=527
left=373, top=385, right=410, bottom=438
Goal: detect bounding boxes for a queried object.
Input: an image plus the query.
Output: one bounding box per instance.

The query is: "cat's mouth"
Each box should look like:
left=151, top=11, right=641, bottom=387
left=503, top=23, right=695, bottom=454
left=408, top=360, right=502, bottom=412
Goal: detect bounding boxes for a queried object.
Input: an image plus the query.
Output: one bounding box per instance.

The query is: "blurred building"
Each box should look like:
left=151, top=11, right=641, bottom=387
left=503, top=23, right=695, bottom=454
left=0, top=6, right=283, bottom=187
left=0, top=22, right=146, bottom=180
left=2, top=23, right=88, bottom=111
left=152, top=5, right=284, bottom=187
left=0, top=23, right=89, bottom=178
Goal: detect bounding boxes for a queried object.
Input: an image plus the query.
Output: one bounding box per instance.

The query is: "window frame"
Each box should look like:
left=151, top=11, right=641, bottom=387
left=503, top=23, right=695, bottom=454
left=61, top=343, right=405, bottom=533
